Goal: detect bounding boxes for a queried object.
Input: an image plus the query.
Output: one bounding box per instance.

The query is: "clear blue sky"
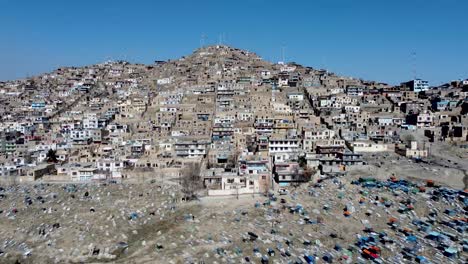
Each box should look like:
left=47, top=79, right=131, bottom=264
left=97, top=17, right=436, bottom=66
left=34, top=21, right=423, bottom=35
left=1, top=0, right=467, bottom=85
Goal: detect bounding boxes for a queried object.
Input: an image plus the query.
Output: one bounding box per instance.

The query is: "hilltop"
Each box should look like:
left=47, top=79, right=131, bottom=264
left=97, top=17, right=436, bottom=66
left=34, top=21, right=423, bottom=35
left=0, top=44, right=467, bottom=263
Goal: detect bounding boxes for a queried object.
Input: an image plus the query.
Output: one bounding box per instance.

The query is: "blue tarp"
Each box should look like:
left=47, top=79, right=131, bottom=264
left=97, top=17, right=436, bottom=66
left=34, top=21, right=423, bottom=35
left=304, top=254, right=316, bottom=264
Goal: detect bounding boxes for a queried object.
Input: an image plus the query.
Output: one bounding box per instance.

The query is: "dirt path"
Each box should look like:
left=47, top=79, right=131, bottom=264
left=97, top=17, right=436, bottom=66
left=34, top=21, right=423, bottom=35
left=463, top=170, right=468, bottom=190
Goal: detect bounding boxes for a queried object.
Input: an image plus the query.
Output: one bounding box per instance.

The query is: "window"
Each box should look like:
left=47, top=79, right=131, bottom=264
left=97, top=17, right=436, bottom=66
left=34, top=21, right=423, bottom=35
left=227, top=179, right=234, bottom=183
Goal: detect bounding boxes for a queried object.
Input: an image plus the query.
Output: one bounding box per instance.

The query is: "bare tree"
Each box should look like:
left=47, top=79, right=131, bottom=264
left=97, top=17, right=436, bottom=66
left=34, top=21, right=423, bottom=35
left=301, top=167, right=315, bottom=182
left=226, top=147, right=241, bottom=170
left=291, top=166, right=301, bottom=188
left=292, top=166, right=316, bottom=187
left=401, top=133, right=415, bottom=146
left=180, top=162, right=202, bottom=201
left=46, top=149, right=58, bottom=163
left=261, top=176, right=271, bottom=196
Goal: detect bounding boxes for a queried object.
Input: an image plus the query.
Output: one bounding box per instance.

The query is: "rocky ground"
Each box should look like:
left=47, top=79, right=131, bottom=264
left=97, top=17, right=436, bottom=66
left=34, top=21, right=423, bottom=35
left=0, top=168, right=466, bottom=264
left=353, top=151, right=466, bottom=190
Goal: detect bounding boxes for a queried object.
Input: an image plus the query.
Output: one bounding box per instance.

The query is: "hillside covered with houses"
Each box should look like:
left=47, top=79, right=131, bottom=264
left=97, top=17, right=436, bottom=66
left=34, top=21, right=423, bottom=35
left=0, top=45, right=467, bottom=192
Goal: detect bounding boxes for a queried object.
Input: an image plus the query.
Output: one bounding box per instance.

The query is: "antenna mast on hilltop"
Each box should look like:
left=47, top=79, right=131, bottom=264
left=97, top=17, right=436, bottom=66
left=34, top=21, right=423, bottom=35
left=321, top=56, right=327, bottom=71
left=123, top=48, right=128, bottom=63
left=217, top=33, right=227, bottom=46
left=281, top=45, right=286, bottom=64
left=411, top=51, right=417, bottom=80
left=200, top=34, right=207, bottom=48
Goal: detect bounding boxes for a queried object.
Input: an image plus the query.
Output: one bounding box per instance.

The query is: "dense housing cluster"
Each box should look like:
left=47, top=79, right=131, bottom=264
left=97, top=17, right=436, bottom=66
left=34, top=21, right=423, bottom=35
left=0, top=45, right=467, bottom=263
left=0, top=45, right=466, bottom=191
